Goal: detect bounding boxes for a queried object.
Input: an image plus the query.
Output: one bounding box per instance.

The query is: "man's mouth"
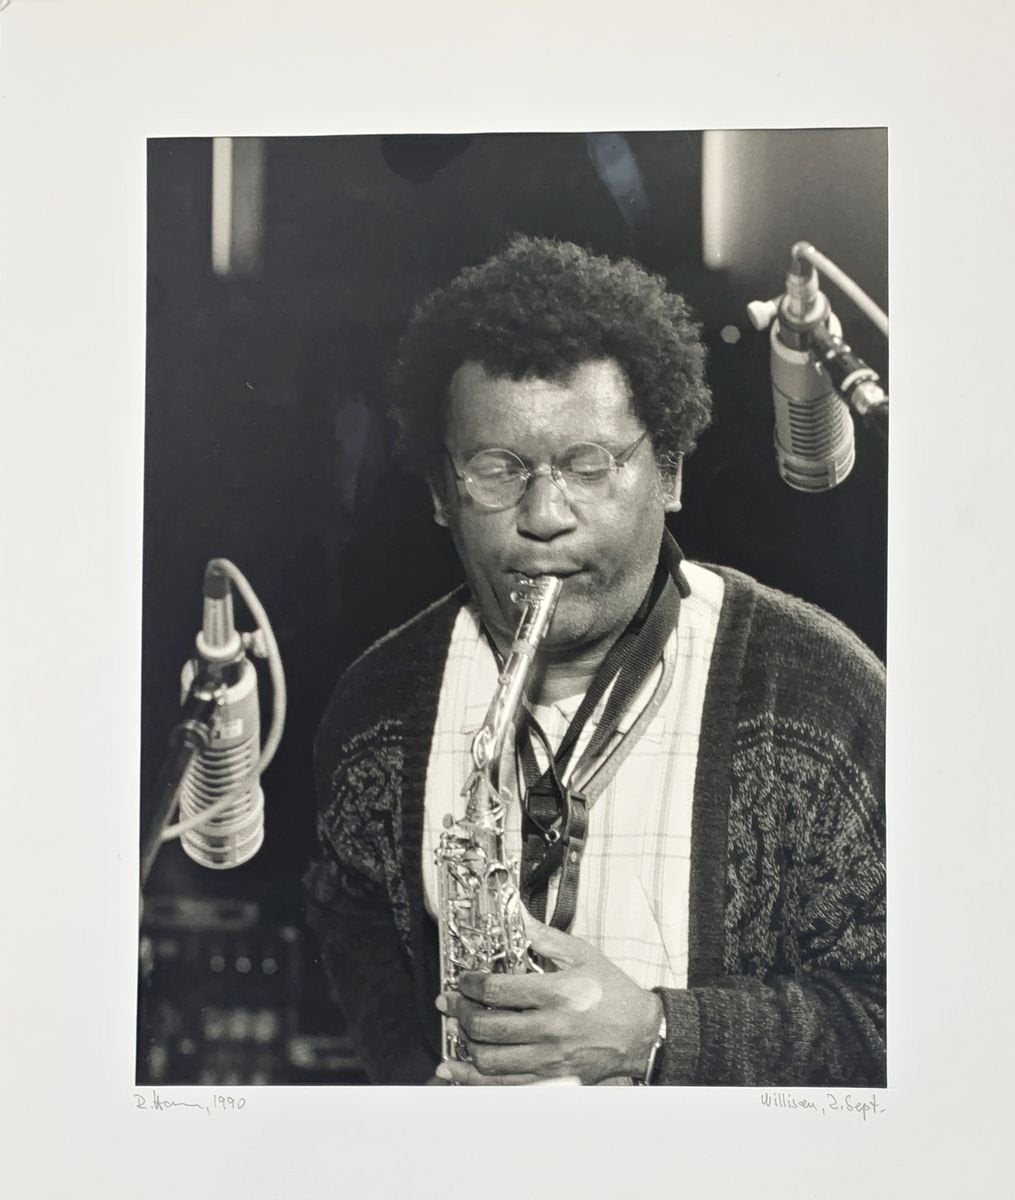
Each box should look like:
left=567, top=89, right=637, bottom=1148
left=507, top=566, right=585, bottom=582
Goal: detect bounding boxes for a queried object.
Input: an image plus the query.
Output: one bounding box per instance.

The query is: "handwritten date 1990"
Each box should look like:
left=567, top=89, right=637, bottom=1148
left=134, top=1091, right=246, bottom=1114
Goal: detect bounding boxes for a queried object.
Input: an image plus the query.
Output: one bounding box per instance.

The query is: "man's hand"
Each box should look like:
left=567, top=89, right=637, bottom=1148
left=435, top=918, right=663, bottom=1086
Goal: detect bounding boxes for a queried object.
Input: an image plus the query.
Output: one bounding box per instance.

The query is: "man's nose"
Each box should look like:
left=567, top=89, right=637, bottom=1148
left=515, top=470, right=578, bottom=539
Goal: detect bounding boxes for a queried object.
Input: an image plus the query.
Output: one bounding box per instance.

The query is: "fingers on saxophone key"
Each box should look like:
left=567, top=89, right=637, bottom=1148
left=460, top=1007, right=526, bottom=1046
left=456, top=969, right=557, bottom=1009
left=462, top=1009, right=504, bottom=1043
left=443, top=1014, right=509, bottom=1074
left=446, top=994, right=504, bottom=1043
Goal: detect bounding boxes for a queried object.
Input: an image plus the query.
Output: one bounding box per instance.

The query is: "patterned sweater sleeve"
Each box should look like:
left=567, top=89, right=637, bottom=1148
left=654, top=577, right=886, bottom=1086
left=303, top=592, right=462, bottom=1085
left=304, top=717, right=437, bottom=1085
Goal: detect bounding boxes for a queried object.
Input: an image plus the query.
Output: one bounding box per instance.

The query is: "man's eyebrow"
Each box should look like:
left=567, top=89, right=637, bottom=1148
left=455, top=440, right=518, bottom=458
left=457, top=436, right=638, bottom=459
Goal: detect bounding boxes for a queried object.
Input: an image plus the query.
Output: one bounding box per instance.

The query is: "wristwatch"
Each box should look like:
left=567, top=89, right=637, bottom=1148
left=636, top=1010, right=667, bottom=1086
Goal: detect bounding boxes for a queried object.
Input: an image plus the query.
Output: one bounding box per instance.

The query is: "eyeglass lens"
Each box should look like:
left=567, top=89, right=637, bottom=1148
left=465, top=443, right=620, bottom=506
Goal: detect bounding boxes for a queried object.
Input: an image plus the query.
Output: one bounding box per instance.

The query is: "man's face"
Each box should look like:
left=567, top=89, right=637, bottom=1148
left=434, top=358, right=680, bottom=662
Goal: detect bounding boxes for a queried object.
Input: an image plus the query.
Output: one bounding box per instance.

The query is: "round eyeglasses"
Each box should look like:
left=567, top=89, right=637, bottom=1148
left=446, top=430, right=650, bottom=510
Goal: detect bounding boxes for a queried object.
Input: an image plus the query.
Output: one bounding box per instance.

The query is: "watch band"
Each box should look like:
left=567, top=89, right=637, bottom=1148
left=636, top=1011, right=667, bottom=1086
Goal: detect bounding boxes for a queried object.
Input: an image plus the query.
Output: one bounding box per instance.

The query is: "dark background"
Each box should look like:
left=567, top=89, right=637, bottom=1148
left=138, top=130, right=888, bottom=1083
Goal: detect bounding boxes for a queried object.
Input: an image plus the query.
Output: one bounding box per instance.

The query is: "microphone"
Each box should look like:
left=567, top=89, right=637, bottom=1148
left=176, top=562, right=264, bottom=869
left=747, top=252, right=855, bottom=492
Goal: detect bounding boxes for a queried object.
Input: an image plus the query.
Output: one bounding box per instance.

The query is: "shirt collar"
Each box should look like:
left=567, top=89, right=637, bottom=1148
left=459, top=601, right=674, bottom=745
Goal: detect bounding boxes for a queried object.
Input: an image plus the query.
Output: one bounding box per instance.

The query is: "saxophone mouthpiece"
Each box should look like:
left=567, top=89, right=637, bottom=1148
left=510, top=574, right=563, bottom=607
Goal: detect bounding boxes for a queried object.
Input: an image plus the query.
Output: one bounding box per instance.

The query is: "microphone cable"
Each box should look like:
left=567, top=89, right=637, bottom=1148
left=144, top=560, right=286, bottom=876
left=790, top=241, right=889, bottom=338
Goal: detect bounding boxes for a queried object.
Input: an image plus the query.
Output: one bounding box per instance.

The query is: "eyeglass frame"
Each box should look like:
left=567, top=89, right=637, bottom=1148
left=443, top=429, right=652, bottom=511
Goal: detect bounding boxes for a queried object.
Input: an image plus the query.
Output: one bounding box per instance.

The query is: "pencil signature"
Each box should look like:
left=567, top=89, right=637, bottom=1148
left=760, top=1091, right=885, bottom=1120
left=133, top=1090, right=247, bottom=1114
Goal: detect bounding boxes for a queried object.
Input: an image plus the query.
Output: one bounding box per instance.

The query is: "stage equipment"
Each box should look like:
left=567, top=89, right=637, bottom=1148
left=140, top=559, right=285, bottom=886
left=748, top=241, right=889, bottom=492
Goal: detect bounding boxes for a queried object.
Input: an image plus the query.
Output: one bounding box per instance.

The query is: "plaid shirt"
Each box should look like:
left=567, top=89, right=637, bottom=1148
left=422, top=561, right=724, bottom=991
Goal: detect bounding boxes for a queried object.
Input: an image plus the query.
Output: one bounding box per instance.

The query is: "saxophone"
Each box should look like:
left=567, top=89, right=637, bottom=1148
left=436, top=574, right=562, bottom=1064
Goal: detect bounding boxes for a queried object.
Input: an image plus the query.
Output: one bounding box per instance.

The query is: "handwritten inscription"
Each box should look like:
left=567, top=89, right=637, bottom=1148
left=761, top=1091, right=885, bottom=1120
left=134, top=1091, right=246, bottom=1114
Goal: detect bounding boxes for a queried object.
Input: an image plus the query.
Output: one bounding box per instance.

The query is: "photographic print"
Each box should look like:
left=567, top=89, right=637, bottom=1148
left=137, top=129, right=888, bottom=1088
left=7, top=2, right=1014, bottom=1196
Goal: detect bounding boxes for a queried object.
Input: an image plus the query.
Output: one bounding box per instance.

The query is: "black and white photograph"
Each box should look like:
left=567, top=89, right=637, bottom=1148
left=138, top=129, right=888, bottom=1090
left=4, top=2, right=1013, bottom=1196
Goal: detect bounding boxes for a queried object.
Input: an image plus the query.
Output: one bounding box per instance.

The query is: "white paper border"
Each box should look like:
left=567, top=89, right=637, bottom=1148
left=3, top=1, right=1013, bottom=1195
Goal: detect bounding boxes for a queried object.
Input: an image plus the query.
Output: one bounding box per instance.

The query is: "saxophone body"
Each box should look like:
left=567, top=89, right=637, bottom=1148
left=436, top=574, right=562, bottom=1064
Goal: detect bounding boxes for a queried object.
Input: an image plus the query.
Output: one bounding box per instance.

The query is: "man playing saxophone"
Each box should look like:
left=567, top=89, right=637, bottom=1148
left=305, top=236, right=886, bottom=1086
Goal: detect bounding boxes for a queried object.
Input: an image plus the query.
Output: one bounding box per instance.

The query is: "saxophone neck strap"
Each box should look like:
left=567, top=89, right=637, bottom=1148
left=523, top=784, right=588, bottom=930
left=518, top=533, right=687, bottom=932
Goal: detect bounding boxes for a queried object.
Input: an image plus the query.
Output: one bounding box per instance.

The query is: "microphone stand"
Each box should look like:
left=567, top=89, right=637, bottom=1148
left=807, top=321, right=889, bottom=443
left=862, top=403, right=889, bottom=443
left=139, top=685, right=217, bottom=889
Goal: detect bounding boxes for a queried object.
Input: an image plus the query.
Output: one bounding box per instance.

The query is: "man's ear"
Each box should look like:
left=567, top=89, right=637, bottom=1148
left=428, top=478, right=450, bottom=528
left=662, top=453, right=683, bottom=513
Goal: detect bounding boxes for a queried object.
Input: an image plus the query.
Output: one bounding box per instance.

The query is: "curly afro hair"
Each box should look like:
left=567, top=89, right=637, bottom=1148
left=389, top=235, right=712, bottom=479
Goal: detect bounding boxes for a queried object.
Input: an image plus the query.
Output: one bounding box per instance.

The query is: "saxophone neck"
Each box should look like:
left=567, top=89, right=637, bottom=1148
left=509, top=575, right=564, bottom=657
left=462, top=575, right=562, bottom=823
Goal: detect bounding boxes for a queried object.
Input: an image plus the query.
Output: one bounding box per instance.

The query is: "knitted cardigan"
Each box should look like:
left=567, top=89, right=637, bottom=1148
left=304, top=565, right=886, bottom=1086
